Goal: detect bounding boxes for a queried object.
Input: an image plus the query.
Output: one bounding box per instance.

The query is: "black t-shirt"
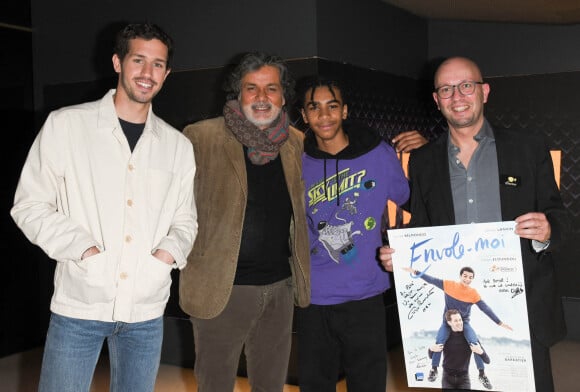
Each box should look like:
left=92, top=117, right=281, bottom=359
left=234, top=148, right=293, bottom=285
left=118, top=118, right=145, bottom=152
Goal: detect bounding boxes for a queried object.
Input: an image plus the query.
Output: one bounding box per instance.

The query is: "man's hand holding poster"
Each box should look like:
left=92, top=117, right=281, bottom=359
left=388, top=221, right=535, bottom=391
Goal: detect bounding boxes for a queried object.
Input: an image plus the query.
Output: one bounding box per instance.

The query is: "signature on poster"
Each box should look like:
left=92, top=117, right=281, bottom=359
left=482, top=277, right=525, bottom=298
left=399, top=281, right=435, bottom=319
left=406, top=344, right=429, bottom=368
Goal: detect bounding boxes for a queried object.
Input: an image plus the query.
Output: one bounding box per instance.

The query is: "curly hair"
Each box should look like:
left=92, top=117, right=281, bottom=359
left=296, top=76, right=349, bottom=109
left=223, top=51, right=295, bottom=105
left=114, top=23, right=174, bottom=68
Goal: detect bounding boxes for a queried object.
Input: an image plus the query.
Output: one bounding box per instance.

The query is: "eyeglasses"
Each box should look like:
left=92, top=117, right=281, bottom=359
left=434, top=81, right=484, bottom=99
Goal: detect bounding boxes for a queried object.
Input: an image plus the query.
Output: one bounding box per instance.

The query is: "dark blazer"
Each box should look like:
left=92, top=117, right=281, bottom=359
left=408, top=123, right=569, bottom=347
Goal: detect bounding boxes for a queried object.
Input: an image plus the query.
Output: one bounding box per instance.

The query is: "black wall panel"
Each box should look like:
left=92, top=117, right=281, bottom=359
left=6, top=57, right=580, bottom=360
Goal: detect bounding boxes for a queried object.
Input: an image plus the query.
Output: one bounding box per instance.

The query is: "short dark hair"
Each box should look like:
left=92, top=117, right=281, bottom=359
left=114, top=23, right=174, bottom=68
left=297, top=76, right=349, bottom=109
left=460, top=266, right=475, bottom=277
left=445, top=309, right=461, bottom=322
left=224, top=51, right=295, bottom=105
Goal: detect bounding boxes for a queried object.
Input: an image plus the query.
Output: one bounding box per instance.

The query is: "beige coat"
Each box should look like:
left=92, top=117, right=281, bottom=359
left=11, top=90, right=197, bottom=323
left=179, top=117, right=310, bottom=319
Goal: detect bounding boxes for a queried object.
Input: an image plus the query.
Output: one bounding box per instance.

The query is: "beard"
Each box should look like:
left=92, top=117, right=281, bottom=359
left=120, top=76, right=159, bottom=104
left=442, top=106, right=483, bottom=130
left=241, top=101, right=282, bottom=129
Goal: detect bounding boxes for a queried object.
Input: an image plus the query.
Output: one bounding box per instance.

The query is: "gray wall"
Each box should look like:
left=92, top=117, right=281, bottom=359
left=429, top=20, right=580, bottom=76
left=30, top=0, right=426, bottom=110
left=317, top=0, right=427, bottom=79
left=30, top=0, right=317, bottom=109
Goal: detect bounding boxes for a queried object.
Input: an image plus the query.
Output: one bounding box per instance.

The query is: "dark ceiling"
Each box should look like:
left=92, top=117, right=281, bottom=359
left=382, top=0, right=580, bottom=25
left=2, top=1, right=580, bottom=31
left=5, top=0, right=580, bottom=29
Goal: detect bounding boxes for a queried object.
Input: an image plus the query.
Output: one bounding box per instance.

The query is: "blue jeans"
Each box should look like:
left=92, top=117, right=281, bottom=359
left=38, top=312, right=163, bottom=392
left=431, top=320, right=484, bottom=370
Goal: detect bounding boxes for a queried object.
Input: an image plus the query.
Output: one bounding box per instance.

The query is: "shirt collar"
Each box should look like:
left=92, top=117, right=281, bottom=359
left=474, top=118, right=495, bottom=142
left=447, top=117, right=495, bottom=154
left=98, top=89, right=160, bottom=139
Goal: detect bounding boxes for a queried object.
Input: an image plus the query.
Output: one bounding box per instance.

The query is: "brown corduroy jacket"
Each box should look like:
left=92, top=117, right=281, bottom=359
left=179, top=116, right=310, bottom=319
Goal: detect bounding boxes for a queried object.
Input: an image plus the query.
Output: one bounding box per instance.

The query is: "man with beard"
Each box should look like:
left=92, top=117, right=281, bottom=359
left=179, top=52, right=310, bottom=391
left=380, top=56, right=569, bottom=392
left=11, top=23, right=197, bottom=392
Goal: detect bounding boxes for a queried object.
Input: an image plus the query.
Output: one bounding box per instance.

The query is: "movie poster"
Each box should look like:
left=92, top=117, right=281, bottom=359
left=388, top=221, right=535, bottom=392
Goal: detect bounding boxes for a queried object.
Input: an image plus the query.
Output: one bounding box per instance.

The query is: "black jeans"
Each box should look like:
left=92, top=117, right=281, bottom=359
left=296, top=293, right=387, bottom=392
left=442, top=369, right=470, bottom=390
left=531, top=336, right=555, bottom=392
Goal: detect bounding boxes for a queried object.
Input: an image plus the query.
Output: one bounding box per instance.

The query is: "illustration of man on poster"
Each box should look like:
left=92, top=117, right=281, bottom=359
left=403, top=266, right=512, bottom=390
left=388, top=221, right=537, bottom=392
left=429, top=309, right=491, bottom=390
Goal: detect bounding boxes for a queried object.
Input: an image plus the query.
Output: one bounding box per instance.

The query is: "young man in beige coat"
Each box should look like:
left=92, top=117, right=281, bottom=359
left=11, top=23, right=197, bottom=392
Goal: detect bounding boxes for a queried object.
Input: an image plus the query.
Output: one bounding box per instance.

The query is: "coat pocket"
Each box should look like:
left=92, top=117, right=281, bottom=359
left=133, top=254, right=173, bottom=305
left=62, top=251, right=116, bottom=304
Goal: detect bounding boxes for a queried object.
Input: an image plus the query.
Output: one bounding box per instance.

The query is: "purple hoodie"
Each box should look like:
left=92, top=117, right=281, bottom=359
left=303, top=124, right=409, bottom=305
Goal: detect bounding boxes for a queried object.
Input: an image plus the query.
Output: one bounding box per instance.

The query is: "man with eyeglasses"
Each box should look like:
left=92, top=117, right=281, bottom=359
left=380, top=56, right=569, bottom=391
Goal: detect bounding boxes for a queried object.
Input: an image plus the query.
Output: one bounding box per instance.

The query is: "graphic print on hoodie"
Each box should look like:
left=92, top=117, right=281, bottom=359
left=302, top=124, right=410, bottom=305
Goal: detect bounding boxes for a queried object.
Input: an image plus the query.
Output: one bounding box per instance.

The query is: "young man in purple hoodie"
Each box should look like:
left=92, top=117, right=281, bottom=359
left=297, top=77, right=410, bottom=392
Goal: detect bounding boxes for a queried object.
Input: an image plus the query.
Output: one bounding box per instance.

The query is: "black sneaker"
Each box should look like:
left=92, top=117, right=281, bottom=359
left=428, top=368, right=438, bottom=382
left=479, top=374, right=493, bottom=390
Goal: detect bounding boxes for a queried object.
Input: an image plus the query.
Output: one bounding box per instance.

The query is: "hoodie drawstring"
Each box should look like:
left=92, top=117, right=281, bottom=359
left=322, top=158, right=341, bottom=207
left=335, top=158, right=340, bottom=206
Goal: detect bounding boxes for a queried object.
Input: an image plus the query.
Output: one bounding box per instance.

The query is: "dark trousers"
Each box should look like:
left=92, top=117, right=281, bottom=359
left=296, top=293, right=387, bottom=392
left=531, top=336, right=555, bottom=392
left=442, top=369, right=470, bottom=390
left=191, top=278, right=294, bottom=392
